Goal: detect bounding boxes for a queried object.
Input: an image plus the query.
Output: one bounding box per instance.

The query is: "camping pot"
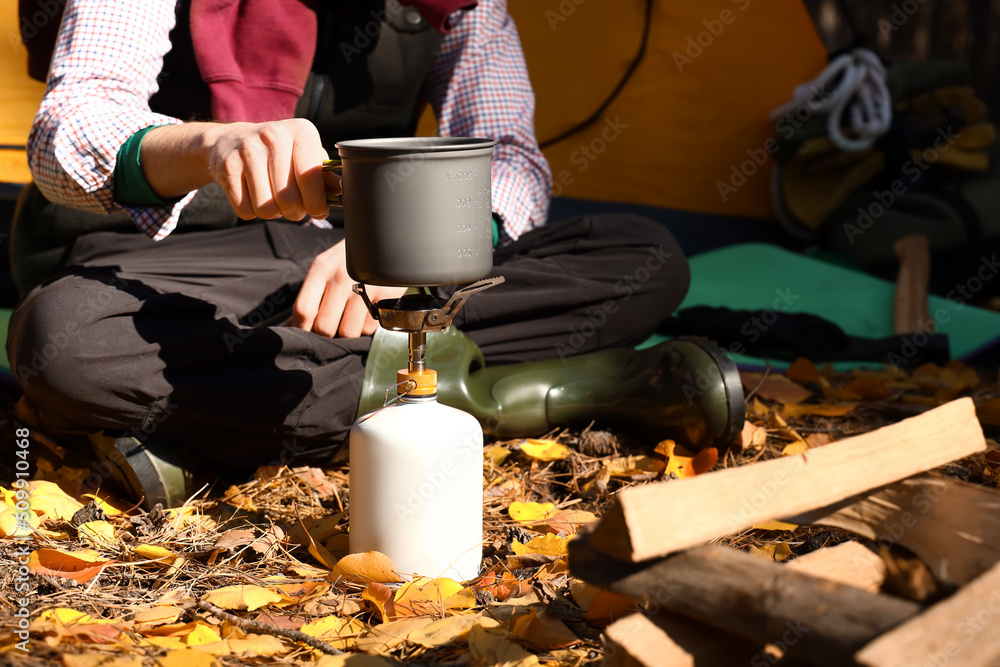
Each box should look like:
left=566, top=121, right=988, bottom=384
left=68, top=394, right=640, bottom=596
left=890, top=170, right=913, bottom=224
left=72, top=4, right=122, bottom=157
left=323, top=137, right=497, bottom=287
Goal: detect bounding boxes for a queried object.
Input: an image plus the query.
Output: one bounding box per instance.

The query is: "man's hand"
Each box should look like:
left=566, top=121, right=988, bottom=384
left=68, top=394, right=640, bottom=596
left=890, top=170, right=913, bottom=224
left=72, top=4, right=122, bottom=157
left=142, top=119, right=340, bottom=221
left=288, top=240, right=408, bottom=338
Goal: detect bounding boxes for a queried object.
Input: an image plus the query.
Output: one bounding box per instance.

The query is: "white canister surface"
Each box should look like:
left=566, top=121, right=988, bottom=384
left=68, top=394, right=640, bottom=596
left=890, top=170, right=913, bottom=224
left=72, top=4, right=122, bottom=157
left=349, top=396, right=484, bottom=581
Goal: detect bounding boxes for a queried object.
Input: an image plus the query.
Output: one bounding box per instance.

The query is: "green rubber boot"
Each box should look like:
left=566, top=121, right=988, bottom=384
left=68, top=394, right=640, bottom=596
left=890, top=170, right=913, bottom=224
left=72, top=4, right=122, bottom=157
left=359, top=328, right=744, bottom=451
left=88, top=432, right=194, bottom=510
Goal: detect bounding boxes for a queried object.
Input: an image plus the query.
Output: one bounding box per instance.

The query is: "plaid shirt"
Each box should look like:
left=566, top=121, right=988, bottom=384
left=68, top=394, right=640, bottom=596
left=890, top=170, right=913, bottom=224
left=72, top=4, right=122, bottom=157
left=27, top=0, right=551, bottom=243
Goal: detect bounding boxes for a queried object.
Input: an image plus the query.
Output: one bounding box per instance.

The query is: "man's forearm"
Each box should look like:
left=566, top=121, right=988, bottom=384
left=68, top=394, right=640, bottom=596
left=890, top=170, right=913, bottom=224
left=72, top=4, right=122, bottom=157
left=140, top=123, right=220, bottom=199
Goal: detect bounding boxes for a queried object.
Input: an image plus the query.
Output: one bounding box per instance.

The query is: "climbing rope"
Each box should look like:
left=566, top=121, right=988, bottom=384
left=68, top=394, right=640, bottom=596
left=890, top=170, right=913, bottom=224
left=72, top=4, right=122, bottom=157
left=770, top=48, right=892, bottom=152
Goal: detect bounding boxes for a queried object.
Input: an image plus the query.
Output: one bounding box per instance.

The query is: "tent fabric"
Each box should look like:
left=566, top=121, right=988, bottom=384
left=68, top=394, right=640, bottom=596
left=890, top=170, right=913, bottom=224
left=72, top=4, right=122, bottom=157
left=504, top=0, right=829, bottom=219
left=0, top=3, right=45, bottom=185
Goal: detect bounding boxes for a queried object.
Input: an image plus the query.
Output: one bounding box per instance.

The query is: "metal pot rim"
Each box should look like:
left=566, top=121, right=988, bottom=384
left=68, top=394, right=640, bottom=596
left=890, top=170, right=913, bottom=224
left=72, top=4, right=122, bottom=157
left=335, top=137, right=498, bottom=154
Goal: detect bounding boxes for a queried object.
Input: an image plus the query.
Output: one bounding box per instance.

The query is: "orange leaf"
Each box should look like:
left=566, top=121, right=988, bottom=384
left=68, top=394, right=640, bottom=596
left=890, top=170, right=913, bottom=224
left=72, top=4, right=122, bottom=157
left=844, top=377, right=889, bottom=400
left=785, top=358, right=820, bottom=386
left=27, top=549, right=113, bottom=583
left=585, top=590, right=636, bottom=628
left=780, top=403, right=856, bottom=419
left=329, top=551, right=403, bottom=584
left=363, top=582, right=397, bottom=622
left=689, top=447, right=718, bottom=475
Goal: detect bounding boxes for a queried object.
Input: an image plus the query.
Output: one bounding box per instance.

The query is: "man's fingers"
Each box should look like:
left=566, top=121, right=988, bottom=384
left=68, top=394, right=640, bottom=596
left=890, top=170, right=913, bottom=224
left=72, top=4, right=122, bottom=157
left=288, top=266, right=327, bottom=332
left=313, top=281, right=351, bottom=338
left=264, top=136, right=308, bottom=221
left=240, top=143, right=280, bottom=219
left=292, top=143, right=332, bottom=220
left=339, top=295, right=375, bottom=338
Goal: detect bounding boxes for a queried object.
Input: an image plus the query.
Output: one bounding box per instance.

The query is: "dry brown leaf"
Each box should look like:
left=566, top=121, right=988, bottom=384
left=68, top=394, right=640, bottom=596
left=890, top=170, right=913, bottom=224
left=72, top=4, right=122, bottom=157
left=844, top=377, right=889, bottom=400
left=63, top=654, right=141, bottom=667
left=741, top=372, right=812, bottom=404
left=739, top=422, right=768, bottom=450
left=352, top=617, right=435, bottom=655
left=978, top=398, right=1000, bottom=427
left=213, top=528, right=255, bottom=550
left=510, top=608, right=580, bottom=650
left=805, top=433, right=833, bottom=447
left=133, top=606, right=183, bottom=630
left=785, top=357, right=821, bottom=386
left=468, top=619, right=539, bottom=666
left=408, top=613, right=483, bottom=648
left=329, top=551, right=403, bottom=584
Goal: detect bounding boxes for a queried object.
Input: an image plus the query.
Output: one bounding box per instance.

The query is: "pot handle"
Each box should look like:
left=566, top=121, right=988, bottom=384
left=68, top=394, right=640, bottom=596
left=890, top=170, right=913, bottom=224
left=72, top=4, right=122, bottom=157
left=322, top=159, right=343, bottom=206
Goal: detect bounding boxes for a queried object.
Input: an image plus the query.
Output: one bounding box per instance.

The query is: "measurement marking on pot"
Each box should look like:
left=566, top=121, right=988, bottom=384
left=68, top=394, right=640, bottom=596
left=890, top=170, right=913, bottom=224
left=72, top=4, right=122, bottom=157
left=456, top=198, right=472, bottom=208
left=457, top=224, right=473, bottom=234
left=458, top=248, right=473, bottom=257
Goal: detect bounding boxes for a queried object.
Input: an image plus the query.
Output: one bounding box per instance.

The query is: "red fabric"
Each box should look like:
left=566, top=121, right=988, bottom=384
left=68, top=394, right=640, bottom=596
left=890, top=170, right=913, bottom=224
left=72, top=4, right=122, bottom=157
left=190, top=0, right=477, bottom=123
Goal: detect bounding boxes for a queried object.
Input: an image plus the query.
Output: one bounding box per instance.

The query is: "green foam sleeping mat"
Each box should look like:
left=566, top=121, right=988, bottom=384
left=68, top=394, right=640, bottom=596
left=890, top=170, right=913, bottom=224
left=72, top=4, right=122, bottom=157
left=641, top=243, right=1000, bottom=370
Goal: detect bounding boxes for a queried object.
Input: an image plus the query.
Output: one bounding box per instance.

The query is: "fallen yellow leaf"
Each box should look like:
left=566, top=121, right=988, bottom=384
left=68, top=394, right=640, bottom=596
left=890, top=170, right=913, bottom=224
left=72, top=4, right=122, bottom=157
left=605, top=454, right=665, bottom=477
left=752, top=520, right=799, bottom=532
left=512, top=534, right=569, bottom=557
left=227, top=634, right=286, bottom=656
left=299, top=615, right=365, bottom=651
left=80, top=494, right=124, bottom=515
left=329, top=551, right=403, bottom=584
left=316, top=653, right=398, bottom=667
left=184, top=622, right=223, bottom=646
left=25, top=480, right=85, bottom=520
left=201, top=585, right=283, bottom=612
left=519, top=439, right=571, bottom=461
left=754, top=543, right=793, bottom=562
left=484, top=444, right=510, bottom=467
left=508, top=501, right=557, bottom=524
left=0, top=506, right=39, bottom=537
left=782, top=441, right=810, bottom=456
left=133, top=544, right=177, bottom=565
left=78, top=520, right=116, bottom=547
left=156, top=649, right=221, bottom=667
left=394, top=577, right=476, bottom=616
left=133, top=606, right=183, bottom=629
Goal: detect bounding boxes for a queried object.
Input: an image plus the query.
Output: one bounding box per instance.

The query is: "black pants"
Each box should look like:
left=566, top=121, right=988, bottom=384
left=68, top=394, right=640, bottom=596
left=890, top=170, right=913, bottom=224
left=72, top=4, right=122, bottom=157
left=7, top=215, right=689, bottom=464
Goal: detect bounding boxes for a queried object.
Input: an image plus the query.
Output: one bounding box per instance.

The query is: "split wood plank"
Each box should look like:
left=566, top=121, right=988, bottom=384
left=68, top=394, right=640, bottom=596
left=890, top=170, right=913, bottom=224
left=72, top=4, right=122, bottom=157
left=604, top=611, right=761, bottom=667
left=786, top=542, right=886, bottom=594
left=589, top=398, right=985, bottom=562
left=855, top=559, right=1000, bottom=667
left=801, top=473, right=1000, bottom=586
left=570, top=540, right=920, bottom=667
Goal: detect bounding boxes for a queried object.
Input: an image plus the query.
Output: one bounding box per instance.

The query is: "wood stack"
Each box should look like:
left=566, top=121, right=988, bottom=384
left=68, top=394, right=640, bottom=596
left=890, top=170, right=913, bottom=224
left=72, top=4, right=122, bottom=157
left=569, top=397, right=1000, bottom=666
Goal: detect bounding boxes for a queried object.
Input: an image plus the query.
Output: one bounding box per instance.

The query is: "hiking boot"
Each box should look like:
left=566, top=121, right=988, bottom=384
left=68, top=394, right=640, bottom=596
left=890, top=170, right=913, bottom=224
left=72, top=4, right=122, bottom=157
left=360, top=328, right=744, bottom=451
left=88, top=432, right=194, bottom=510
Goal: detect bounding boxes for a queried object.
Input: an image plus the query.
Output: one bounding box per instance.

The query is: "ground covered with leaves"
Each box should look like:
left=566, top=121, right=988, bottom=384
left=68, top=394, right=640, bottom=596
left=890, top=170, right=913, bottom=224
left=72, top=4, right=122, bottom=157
left=1, top=358, right=999, bottom=666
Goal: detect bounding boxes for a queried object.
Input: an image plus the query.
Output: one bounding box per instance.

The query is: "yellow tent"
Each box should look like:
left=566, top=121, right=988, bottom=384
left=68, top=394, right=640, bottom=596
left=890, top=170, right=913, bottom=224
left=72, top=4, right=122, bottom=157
left=3, top=0, right=828, bottom=222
